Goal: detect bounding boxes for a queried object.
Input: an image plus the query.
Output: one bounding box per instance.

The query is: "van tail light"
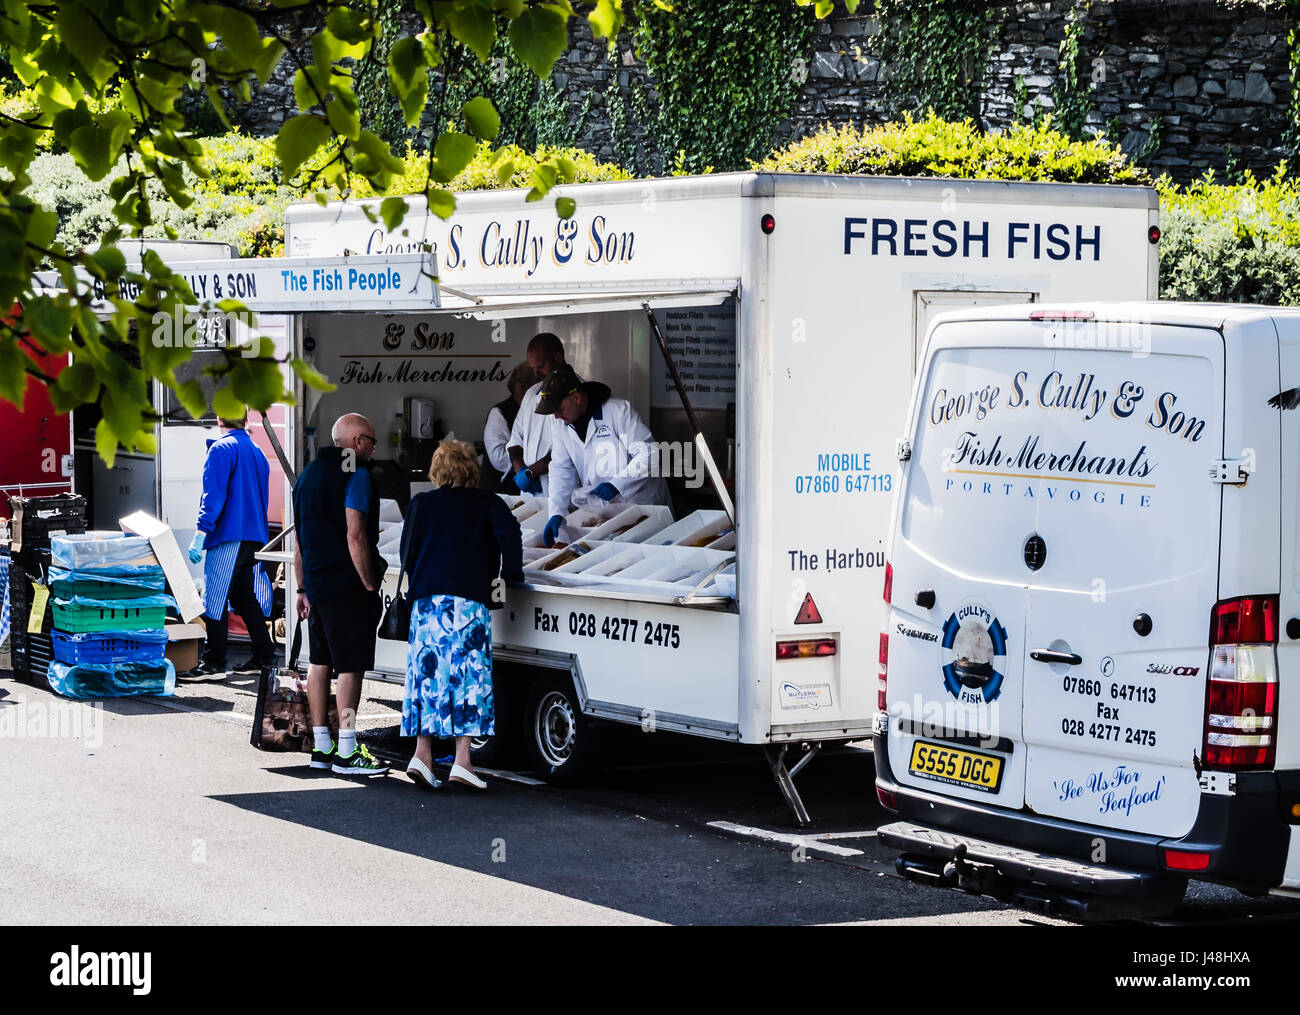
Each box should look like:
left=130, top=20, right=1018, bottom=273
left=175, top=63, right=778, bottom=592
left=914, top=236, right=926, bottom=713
left=876, top=786, right=897, bottom=811
left=776, top=638, right=837, bottom=660
left=883, top=560, right=893, bottom=605
left=1204, top=595, right=1278, bottom=770
left=1163, top=848, right=1210, bottom=872
left=1028, top=309, right=1095, bottom=321
left=878, top=632, right=889, bottom=711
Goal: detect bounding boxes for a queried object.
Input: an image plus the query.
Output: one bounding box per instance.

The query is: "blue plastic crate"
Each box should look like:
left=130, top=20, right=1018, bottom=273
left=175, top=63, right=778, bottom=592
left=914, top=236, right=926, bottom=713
left=51, top=629, right=169, bottom=666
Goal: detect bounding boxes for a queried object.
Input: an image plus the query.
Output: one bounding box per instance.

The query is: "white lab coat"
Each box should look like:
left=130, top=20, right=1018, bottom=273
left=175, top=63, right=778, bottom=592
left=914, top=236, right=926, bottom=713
left=548, top=396, right=671, bottom=519
left=506, top=379, right=551, bottom=496
left=483, top=404, right=513, bottom=479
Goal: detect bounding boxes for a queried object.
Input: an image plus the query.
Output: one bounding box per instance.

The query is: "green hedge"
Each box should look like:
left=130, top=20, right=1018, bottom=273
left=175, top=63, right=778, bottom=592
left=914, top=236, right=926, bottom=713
left=1157, top=168, right=1300, bottom=306
left=754, top=113, right=1153, bottom=185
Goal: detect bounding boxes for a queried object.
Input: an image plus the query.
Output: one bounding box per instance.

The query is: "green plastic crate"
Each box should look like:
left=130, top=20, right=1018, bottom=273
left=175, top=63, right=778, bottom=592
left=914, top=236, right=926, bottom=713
left=51, top=601, right=167, bottom=633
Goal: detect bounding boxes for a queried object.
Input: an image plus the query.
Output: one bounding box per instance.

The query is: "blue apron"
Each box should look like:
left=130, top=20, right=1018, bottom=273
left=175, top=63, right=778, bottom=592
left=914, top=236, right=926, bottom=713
left=203, top=540, right=273, bottom=621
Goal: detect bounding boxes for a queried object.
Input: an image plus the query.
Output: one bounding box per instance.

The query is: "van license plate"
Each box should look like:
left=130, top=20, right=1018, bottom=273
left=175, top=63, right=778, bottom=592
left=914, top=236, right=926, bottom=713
left=908, top=741, right=1004, bottom=793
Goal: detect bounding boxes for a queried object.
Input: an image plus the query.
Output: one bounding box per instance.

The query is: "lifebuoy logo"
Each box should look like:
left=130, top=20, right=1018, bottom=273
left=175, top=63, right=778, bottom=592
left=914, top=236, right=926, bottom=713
left=940, top=603, right=1008, bottom=704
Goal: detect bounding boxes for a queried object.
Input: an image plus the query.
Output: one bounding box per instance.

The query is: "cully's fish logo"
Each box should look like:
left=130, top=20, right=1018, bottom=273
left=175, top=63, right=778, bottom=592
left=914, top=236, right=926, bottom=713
left=940, top=603, right=1008, bottom=702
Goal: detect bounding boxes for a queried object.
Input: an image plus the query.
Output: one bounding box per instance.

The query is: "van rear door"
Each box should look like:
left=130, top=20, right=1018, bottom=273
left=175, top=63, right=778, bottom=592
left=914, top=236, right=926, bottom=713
left=1016, top=322, right=1222, bottom=838
left=890, top=314, right=1223, bottom=837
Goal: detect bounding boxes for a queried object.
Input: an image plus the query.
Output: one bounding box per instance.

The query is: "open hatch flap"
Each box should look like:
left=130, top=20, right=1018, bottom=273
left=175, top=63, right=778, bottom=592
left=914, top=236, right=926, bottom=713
left=429, top=279, right=738, bottom=320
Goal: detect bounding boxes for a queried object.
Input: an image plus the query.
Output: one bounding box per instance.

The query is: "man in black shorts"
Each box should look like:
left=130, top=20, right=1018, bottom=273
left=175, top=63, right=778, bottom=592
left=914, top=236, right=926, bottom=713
left=292, top=412, right=388, bottom=776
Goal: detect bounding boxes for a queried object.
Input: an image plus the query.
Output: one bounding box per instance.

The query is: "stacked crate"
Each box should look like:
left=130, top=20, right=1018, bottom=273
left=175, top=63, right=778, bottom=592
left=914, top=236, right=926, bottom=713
left=44, top=532, right=177, bottom=698
left=7, top=494, right=86, bottom=683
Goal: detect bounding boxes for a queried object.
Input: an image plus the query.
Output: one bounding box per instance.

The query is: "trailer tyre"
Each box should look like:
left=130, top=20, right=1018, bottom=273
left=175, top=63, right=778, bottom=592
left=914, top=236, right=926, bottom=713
left=526, top=673, right=600, bottom=785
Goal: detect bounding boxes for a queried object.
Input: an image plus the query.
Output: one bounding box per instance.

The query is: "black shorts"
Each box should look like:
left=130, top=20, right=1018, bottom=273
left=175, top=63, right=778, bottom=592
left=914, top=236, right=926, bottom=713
left=307, top=591, right=381, bottom=673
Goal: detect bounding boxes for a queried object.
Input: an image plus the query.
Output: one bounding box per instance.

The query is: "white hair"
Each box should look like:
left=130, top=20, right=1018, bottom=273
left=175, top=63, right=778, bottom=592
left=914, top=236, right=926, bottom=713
left=331, top=413, right=372, bottom=445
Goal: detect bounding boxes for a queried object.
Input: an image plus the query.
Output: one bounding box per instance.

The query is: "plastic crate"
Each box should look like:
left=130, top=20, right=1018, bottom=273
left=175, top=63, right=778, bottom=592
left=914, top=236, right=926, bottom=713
left=51, top=602, right=168, bottom=633
left=9, top=494, right=86, bottom=548
left=47, top=658, right=176, bottom=700
left=48, top=567, right=166, bottom=600
left=11, top=629, right=54, bottom=684
left=51, top=629, right=168, bottom=665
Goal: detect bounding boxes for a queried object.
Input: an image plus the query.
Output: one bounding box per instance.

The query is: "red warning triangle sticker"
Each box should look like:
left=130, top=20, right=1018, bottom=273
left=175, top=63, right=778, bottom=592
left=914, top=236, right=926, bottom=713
left=794, top=593, right=823, bottom=625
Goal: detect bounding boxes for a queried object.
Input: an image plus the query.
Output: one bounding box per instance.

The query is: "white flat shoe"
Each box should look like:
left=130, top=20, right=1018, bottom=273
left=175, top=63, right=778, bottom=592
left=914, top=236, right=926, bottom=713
left=406, top=756, right=441, bottom=790
left=448, top=763, right=487, bottom=790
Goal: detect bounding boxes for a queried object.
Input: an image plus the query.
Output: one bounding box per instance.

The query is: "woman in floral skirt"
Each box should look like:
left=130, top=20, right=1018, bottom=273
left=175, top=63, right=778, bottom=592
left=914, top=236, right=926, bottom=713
left=400, top=440, right=523, bottom=790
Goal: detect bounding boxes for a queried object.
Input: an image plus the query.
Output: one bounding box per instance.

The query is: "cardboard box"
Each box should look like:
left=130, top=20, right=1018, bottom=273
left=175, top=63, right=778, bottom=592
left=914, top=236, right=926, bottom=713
left=118, top=511, right=204, bottom=623
left=165, top=622, right=206, bottom=673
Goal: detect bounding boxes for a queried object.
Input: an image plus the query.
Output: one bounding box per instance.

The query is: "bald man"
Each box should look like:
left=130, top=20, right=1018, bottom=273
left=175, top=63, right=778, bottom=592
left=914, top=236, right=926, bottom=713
left=292, top=412, right=388, bottom=776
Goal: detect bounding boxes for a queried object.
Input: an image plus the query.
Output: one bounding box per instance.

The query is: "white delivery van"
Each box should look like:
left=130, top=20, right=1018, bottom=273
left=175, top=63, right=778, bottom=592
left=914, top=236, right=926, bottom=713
left=877, top=301, right=1300, bottom=917
left=127, top=173, right=1156, bottom=821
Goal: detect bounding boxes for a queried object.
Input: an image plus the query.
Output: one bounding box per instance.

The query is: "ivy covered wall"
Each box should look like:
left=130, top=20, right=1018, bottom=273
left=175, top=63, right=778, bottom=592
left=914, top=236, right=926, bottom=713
left=232, top=0, right=1297, bottom=183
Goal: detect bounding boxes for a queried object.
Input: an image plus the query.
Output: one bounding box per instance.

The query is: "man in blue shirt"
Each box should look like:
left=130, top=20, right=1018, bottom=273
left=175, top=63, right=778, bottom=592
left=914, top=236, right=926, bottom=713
left=292, top=412, right=388, bottom=776
left=186, top=412, right=275, bottom=678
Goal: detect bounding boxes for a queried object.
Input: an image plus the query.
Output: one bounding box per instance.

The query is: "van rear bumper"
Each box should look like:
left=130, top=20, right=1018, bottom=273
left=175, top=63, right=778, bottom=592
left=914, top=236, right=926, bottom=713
left=873, top=730, right=1289, bottom=894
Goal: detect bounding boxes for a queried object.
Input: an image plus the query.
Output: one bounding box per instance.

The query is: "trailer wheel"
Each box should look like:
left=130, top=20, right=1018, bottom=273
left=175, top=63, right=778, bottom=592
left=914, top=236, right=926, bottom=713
left=526, top=673, right=600, bottom=785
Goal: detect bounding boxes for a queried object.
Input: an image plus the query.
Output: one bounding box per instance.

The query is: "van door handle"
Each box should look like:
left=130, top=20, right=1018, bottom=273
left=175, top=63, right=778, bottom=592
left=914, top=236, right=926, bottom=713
left=1030, top=649, right=1083, bottom=666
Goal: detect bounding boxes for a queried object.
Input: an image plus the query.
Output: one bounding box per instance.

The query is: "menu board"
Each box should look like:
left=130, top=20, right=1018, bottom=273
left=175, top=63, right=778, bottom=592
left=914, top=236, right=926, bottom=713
left=650, top=300, right=737, bottom=411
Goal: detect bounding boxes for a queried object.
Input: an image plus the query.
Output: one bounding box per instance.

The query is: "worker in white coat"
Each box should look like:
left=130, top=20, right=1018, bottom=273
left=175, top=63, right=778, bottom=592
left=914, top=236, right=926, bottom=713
left=536, top=365, right=671, bottom=546
left=506, top=332, right=567, bottom=497
left=482, top=362, right=537, bottom=492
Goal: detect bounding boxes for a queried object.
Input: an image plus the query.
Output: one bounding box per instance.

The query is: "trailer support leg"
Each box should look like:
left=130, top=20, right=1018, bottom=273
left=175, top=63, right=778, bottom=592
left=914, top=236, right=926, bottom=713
left=765, top=743, right=820, bottom=827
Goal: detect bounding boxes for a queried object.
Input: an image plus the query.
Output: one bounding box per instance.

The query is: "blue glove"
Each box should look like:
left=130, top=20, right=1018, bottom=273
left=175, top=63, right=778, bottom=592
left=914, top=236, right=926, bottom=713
left=589, top=482, right=619, bottom=501
left=513, top=468, right=533, bottom=493
left=542, top=514, right=564, bottom=547
left=188, top=531, right=206, bottom=564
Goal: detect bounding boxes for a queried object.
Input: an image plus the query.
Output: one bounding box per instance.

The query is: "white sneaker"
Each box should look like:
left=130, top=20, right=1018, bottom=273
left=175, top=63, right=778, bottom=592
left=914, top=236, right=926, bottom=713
left=448, top=763, right=487, bottom=790
left=406, top=756, right=442, bottom=790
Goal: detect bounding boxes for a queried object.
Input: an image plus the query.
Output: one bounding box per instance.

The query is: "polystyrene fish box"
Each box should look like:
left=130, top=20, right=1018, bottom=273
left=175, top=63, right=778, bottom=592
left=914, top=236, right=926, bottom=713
left=557, top=502, right=628, bottom=545
left=603, top=545, right=734, bottom=596
left=543, top=540, right=631, bottom=586
left=524, top=540, right=598, bottom=577
left=644, top=510, right=734, bottom=548
left=582, top=505, right=673, bottom=544
left=498, top=494, right=547, bottom=524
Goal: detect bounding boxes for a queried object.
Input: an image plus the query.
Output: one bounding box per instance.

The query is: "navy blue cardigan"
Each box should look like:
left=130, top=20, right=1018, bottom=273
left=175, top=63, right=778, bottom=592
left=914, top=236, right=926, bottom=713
left=400, top=487, right=524, bottom=609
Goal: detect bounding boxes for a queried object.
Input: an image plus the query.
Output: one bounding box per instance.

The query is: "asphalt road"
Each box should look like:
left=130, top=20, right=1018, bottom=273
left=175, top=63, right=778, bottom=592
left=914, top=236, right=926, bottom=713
left=2, top=670, right=1298, bottom=927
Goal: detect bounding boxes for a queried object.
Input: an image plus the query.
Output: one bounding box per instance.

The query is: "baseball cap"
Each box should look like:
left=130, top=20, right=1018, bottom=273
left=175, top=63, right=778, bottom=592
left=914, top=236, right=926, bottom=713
left=535, top=364, right=582, bottom=414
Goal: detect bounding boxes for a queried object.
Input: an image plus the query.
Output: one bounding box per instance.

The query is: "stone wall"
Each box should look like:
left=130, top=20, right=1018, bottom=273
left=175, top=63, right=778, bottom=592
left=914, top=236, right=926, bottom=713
left=232, top=0, right=1296, bottom=182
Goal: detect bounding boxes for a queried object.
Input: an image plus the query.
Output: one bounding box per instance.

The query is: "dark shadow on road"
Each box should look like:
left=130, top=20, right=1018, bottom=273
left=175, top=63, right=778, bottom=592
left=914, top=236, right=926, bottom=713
left=208, top=774, right=1001, bottom=926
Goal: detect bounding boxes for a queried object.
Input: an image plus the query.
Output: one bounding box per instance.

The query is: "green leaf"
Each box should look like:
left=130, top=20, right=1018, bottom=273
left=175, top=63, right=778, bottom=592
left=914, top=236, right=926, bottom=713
left=588, top=0, right=623, bottom=39
left=0, top=336, right=26, bottom=408
left=389, top=37, right=430, bottom=127
left=212, top=381, right=247, bottom=420
left=380, top=196, right=409, bottom=231
left=174, top=379, right=207, bottom=420
left=229, top=360, right=284, bottom=411
left=814, top=0, right=834, bottom=16
left=327, top=85, right=361, bottom=140
left=250, top=39, right=287, bottom=85
left=101, top=388, right=143, bottom=447
left=462, top=96, right=500, bottom=141
left=526, top=162, right=559, bottom=202
left=429, top=132, right=478, bottom=184
left=495, top=158, right=516, bottom=184
left=276, top=115, right=332, bottom=179
left=291, top=357, right=338, bottom=392
left=67, top=111, right=133, bottom=181
left=327, top=6, right=373, bottom=43
left=509, top=6, right=568, bottom=79
left=90, top=245, right=127, bottom=279
left=448, top=4, right=496, bottom=62
left=95, top=418, right=118, bottom=468
left=427, top=188, right=456, bottom=219
left=24, top=297, right=74, bottom=348
left=555, top=196, right=576, bottom=219
left=57, top=361, right=98, bottom=402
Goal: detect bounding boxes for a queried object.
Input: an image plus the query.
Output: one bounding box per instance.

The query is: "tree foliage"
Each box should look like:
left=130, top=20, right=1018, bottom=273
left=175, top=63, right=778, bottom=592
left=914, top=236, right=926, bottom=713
left=0, top=0, right=637, bottom=463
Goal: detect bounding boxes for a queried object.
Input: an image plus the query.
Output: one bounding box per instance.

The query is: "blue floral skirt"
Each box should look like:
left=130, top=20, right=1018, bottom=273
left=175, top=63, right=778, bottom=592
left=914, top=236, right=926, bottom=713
left=401, top=594, right=494, bottom=738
